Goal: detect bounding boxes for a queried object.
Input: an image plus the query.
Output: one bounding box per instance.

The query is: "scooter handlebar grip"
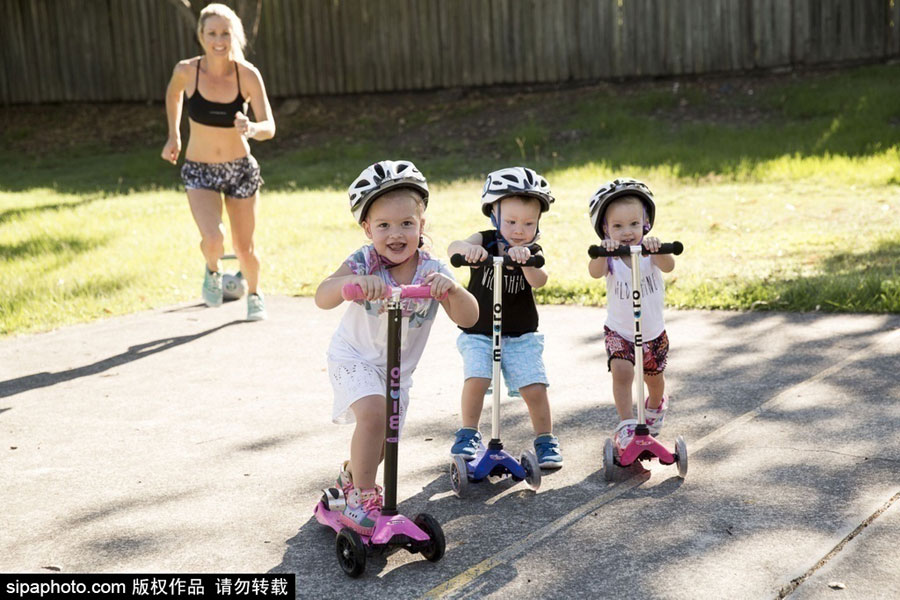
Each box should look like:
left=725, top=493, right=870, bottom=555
left=449, top=253, right=471, bottom=268
left=341, top=283, right=368, bottom=301
left=341, top=283, right=445, bottom=301
left=450, top=254, right=545, bottom=268
left=398, top=285, right=438, bottom=299
left=588, top=241, right=684, bottom=258
left=524, top=255, right=545, bottom=268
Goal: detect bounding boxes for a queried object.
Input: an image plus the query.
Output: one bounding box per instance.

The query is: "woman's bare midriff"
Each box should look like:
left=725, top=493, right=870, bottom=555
left=184, top=120, right=250, bottom=163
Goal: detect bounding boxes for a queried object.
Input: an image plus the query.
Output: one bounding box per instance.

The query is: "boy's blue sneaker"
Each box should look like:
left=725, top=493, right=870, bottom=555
left=450, top=427, right=482, bottom=460
left=534, top=434, right=563, bottom=469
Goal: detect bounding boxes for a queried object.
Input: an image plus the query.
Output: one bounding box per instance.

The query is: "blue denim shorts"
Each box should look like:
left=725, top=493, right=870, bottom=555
left=456, top=332, right=549, bottom=396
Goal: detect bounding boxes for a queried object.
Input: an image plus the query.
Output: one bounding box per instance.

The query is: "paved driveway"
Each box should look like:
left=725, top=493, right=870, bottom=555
left=2, top=297, right=898, bottom=599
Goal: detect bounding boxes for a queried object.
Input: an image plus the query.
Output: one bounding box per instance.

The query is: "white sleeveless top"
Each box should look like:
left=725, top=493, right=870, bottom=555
left=605, top=255, right=666, bottom=343
left=327, top=245, right=453, bottom=382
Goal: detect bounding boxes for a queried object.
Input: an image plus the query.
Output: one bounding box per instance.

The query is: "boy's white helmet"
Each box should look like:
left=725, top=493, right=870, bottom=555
left=481, top=167, right=554, bottom=216
left=348, top=160, right=429, bottom=223
left=588, top=178, right=656, bottom=238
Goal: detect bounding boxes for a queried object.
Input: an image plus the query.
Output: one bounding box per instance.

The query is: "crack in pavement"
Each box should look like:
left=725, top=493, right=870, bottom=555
left=776, top=490, right=900, bottom=599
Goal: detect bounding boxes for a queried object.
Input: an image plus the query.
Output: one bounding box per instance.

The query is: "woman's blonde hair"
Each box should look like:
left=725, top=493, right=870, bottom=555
left=197, top=3, right=246, bottom=62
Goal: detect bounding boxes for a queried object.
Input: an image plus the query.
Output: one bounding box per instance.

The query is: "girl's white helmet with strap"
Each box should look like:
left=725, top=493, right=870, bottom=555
left=348, top=160, right=429, bottom=223
left=588, top=178, right=656, bottom=238
left=480, top=167, right=554, bottom=216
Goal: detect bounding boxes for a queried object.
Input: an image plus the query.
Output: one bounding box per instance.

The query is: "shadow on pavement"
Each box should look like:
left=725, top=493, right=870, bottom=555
left=0, top=320, right=243, bottom=399
left=273, top=311, right=900, bottom=597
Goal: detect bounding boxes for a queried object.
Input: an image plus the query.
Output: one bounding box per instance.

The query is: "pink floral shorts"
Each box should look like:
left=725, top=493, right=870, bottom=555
left=604, top=326, right=669, bottom=375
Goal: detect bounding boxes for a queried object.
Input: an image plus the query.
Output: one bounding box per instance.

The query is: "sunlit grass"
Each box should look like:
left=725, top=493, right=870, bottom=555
left=2, top=64, right=899, bottom=335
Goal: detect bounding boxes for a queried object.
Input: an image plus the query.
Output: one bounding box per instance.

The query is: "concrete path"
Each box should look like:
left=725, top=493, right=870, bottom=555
left=1, top=297, right=898, bottom=599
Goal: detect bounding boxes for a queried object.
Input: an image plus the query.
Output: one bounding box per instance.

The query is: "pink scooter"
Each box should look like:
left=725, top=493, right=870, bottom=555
left=588, top=242, right=688, bottom=480
left=313, top=284, right=446, bottom=577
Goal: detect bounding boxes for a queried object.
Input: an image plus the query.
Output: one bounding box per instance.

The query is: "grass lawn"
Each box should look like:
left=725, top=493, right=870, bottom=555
left=1, top=64, right=899, bottom=336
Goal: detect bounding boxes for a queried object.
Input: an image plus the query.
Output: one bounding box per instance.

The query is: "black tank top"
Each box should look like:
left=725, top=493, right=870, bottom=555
left=187, top=59, right=245, bottom=128
left=459, top=230, right=541, bottom=337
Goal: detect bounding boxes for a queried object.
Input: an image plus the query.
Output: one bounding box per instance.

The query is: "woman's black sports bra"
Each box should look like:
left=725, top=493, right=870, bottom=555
left=187, top=59, right=246, bottom=128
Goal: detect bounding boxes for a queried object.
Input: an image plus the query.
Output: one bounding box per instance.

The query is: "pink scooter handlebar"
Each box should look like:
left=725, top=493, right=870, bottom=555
left=341, top=283, right=444, bottom=302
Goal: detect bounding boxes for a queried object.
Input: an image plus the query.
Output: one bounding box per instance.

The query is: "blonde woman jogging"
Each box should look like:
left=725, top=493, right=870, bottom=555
left=161, top=3, right=275, bottom=320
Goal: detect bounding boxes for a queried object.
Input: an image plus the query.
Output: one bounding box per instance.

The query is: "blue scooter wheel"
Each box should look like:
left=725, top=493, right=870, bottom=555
left=450, top=455, right=469, bottom=498
left=520, top=450, right=542, bottom=491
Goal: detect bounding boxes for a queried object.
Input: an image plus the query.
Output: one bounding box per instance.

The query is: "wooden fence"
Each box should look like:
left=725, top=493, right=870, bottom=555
left=2, top=0, right=899, bottom=104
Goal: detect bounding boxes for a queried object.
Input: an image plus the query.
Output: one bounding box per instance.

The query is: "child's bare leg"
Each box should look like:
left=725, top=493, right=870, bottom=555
left=644, top=372, right=666, bottom=409
left=349, top=394, right=385, bottom=490
left=519, top=383, right=552, bottom=434
left=461, top=377, right=490, bottom=428
left=610, top=358, right=636, bottom=421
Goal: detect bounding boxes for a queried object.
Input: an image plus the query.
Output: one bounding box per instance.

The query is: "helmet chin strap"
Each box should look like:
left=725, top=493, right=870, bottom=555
left=374, top=234, right=424, bottom=270
left=375, top=253, right=402, bottom=269
left=488, top=211, right=511, bottom=251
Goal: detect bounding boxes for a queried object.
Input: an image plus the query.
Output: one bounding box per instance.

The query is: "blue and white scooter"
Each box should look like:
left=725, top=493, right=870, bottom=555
left=448, top=253, right=543, bottom=497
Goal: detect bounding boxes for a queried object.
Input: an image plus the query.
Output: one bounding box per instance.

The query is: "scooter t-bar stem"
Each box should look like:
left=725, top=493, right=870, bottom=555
left=491, top=257, right=503, bottom=443
left=588, top=241, right=683, bottom=259
left=628, top=246, right=648, bottom=430
left=450, top=254, right=545, bottom=268
left=383, top=298, right=401, bottom=515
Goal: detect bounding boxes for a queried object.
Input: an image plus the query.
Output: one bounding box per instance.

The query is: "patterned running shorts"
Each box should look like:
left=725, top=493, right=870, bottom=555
left=181, top=155, right=263, bottom=198
left=604, top=326, right=669, bottom=375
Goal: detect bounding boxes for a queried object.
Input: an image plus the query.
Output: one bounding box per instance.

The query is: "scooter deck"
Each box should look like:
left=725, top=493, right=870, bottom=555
left=314, top=501, right=431, bottom=547
left=617, top=433, right=677, bottom=467
left=466, top=442, right=528, bottom=482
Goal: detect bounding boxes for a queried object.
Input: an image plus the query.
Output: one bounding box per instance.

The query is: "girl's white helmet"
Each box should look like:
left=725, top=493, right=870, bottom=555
left=588, top=178, right=656, bottom=238
left=481, top=167, right=554, bottom=216
left=348, top=160, right=429, bottom=223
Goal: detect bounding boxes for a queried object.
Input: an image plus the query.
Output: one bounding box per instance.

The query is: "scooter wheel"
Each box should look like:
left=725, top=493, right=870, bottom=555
left=335, top=528, right=366, bottom=578
left=675, top=435, right=688, bottom=479
left=520, top=450, right=542, bottom=491
left=602, top=438, right=619, bottom=482
left=413, top=513, right=446, bottom=562
left=450, top=455, right=469, bottom=498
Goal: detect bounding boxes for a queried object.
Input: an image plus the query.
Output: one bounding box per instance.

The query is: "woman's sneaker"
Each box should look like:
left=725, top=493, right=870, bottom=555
left=246, top=293, right=267, bottom=321
left=340, top=486, right=383, bottom=536
left=614, top=419, right=638, bottom=453
left=450, top=427, right=482, bottom=460
left=202, top=267, right=223, bottom=307
left=533, top=434, right=563, bottom=469
left=336, top=460, right=353, bottom=497
left=644, top=395, right=668, bottom=436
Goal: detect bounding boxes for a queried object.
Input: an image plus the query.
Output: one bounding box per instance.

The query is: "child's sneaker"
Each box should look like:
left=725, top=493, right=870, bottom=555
left=533, top=433, right=563, bottom=469
left=246, top=293, right=267, bottom=321
left=336, top=460, right=353, bottom=497
left=614, top=419, right=638, bottom=453
left=202, top=266, right=223, bottom=307
left=644, top=395, right=668, bottom=436
left=450, top=427, right=482, bottom=460
left=340, top=486, right=383, bottom=536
